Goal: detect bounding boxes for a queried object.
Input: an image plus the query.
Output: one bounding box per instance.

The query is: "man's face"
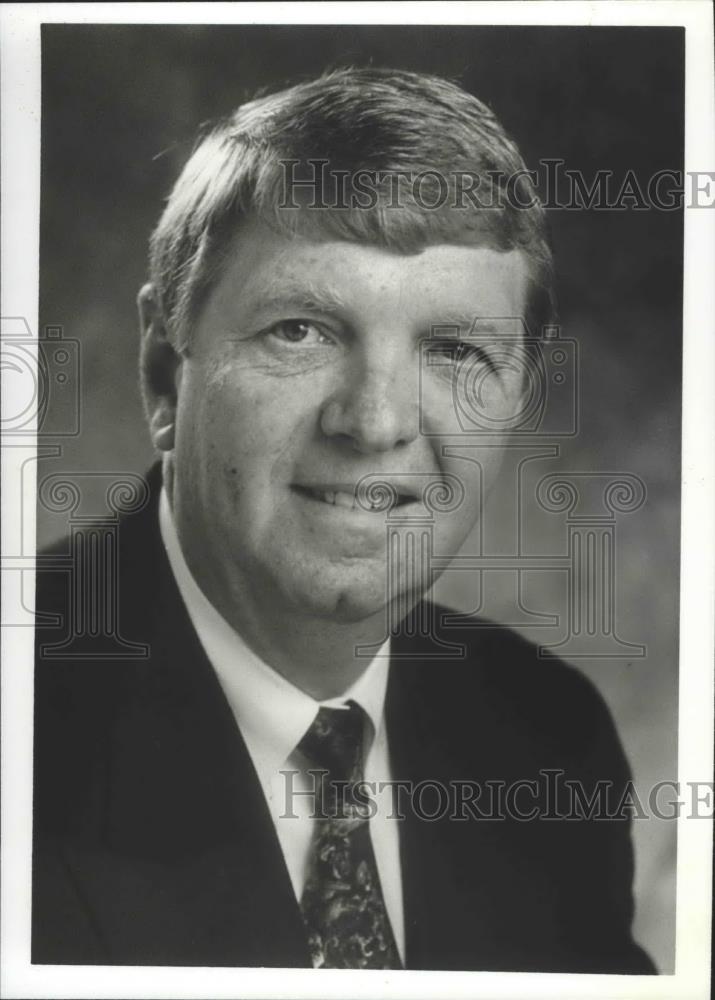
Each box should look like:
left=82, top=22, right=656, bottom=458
left=168, top=218, right=529, bottom=625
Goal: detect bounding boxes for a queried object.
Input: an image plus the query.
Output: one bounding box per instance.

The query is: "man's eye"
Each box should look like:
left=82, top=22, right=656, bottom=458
left=265, top=319, right=332, bottom=346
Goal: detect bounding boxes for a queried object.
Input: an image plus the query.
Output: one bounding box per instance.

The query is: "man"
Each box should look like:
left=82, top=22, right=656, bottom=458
left=32, top=67, right=655, bottom=972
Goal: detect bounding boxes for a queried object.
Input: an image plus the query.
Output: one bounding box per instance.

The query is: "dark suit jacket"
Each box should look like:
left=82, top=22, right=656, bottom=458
left=32, top=465, right=656, bottom=972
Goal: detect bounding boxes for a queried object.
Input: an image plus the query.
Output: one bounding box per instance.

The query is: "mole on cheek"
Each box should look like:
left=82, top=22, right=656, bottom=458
left=222, top=463, right=239, bottom=487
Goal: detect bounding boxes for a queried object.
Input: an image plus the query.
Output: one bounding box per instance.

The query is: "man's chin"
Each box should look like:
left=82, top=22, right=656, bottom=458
left=285, top=577, right=422, bottom=626
left=297, top=586, right=390, bottom=624
left=255, top=553, right=426, bottom=625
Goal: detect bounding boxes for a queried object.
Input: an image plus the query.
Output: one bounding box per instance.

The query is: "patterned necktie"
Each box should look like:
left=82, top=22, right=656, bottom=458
left=296, top=700, right=402, bottom=969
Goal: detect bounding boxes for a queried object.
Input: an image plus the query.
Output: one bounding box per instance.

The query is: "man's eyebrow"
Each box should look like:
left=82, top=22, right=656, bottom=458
left=244, top=279, right=349, bottom=316
left=428, top=314, right=521, bottom=336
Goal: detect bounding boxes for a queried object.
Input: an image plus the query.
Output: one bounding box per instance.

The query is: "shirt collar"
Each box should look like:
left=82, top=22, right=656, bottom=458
left=158, top=487, right=391, bottom=788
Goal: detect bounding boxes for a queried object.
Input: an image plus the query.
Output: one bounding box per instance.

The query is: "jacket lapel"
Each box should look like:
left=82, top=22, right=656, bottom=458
left=387, top=620, right=526, bottom=971
left=88, top=471, right=526, bottom=969
left=142, top=549, right=311, bottom=966
left=76, top=466, right=312, bottom=967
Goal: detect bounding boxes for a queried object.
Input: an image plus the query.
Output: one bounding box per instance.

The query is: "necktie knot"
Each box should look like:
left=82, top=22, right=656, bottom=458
left=297, top=701, right=367, bottom=785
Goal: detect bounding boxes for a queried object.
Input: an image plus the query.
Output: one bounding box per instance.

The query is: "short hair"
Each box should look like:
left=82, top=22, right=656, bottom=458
left=148, top=67, right=555, bottom=349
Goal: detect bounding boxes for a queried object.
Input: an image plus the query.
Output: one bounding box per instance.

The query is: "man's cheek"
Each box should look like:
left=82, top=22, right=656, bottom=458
left=222, top=462, right=246, bottom=497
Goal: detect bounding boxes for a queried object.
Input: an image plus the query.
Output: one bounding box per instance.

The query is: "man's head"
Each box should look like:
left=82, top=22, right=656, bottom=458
left=139, top=67, right=554, bottom=629
left=146, top=67, right=553, bottom=352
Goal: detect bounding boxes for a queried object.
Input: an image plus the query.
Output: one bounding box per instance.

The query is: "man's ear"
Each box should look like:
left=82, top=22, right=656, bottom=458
left=137, top=283, right=182, bottom=453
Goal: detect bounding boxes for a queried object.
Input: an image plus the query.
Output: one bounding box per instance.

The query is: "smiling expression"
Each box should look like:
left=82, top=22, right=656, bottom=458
left=166, top=218, right=530, bottom=626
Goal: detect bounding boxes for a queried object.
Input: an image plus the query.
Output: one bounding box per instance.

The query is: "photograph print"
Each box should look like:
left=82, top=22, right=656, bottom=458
left=22, top=19, right=691, bottom=979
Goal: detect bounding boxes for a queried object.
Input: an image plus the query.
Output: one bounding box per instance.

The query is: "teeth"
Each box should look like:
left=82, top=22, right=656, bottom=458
left=332, top=491, right=355, bottom=510
left=312, top=488, right=358, bottom=509
left=305, top=487, right=415, bottom=510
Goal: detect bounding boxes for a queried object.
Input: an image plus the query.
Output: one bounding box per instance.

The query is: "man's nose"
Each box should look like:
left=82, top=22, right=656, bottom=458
left=320, top=354, right=420, bottom=454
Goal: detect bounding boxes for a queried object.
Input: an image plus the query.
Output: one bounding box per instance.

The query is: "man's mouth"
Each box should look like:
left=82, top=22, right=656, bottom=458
left=293, top=484, right=417, bottom=511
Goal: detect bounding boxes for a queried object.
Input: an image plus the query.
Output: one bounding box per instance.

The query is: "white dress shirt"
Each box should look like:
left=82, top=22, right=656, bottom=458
left=159, top=489, right=405, bottom=959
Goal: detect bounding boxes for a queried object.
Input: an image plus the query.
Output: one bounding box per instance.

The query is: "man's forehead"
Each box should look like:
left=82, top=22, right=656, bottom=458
left=220, top=221, right=530, bottom=323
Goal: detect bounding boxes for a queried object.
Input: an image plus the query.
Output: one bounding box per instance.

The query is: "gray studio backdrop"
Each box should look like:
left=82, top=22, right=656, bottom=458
left=37, top=24, right=682, bottom=971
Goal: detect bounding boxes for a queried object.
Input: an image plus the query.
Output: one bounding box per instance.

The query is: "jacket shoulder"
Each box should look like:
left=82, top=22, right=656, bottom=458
left=398, top=602, right=629, bottom=773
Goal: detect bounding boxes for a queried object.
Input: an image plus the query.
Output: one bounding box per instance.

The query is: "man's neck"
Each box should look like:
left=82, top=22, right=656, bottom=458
left=194, top=579, right=396, bottom=701
left=162, top=459, right=402, bottom=700
left=255, top=618, right=389, bottom=701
